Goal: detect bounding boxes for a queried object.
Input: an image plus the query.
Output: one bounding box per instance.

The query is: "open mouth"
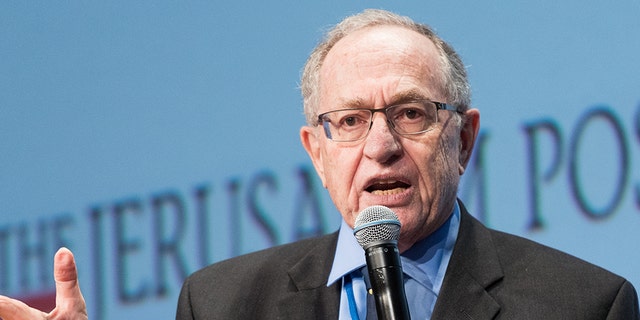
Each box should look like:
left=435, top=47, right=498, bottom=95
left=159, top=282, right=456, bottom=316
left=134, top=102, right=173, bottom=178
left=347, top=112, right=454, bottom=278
left=365, top=180, right=410, bottom=195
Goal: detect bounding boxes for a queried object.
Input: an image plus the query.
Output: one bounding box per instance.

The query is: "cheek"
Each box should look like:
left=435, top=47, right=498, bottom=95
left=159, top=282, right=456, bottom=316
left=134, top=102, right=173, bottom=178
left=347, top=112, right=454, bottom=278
left=412, top=133, right=460, bottom=202
left=322, top=149, right=357, bottom=193
left=322, top=148, right=362, bottom=222
left=432, top=134, right=462, bottom=200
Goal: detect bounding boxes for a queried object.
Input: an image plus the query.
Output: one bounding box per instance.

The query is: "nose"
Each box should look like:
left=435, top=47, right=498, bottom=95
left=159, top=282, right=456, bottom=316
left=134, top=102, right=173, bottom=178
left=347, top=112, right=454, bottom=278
left=362, top=114, right=402, bottom=164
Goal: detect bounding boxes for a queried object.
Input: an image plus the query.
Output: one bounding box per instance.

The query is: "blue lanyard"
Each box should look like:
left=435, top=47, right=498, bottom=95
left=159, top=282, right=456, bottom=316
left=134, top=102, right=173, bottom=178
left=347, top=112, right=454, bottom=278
left=344, top=273, right=361, bottom=320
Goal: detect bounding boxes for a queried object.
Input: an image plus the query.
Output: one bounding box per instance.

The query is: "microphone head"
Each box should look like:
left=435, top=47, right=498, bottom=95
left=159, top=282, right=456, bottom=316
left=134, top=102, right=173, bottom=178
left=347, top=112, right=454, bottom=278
left=353, top=205, right=401, bottom=248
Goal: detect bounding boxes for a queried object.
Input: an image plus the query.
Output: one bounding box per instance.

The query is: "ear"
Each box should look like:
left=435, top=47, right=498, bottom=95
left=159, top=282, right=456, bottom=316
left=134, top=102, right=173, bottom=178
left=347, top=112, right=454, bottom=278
left=300, top=125, right=327, bottom=187
left=458, top=109, right=480, bottom=175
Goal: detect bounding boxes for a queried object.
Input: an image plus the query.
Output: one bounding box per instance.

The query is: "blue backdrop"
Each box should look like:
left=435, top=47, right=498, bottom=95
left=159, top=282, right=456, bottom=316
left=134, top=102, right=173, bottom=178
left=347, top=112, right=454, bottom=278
left=2, top=1, right=639, bottom=319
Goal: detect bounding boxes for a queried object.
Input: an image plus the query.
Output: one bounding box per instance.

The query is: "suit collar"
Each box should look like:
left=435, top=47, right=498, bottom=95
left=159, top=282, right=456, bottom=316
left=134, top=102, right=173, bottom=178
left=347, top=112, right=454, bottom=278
left=275, top=201, right=505, bottom=319
left=288, top=233, right=338, bottom=290
left=432, top=201, right=503, bottom=320
left=278, top=233, right=341, bottom=318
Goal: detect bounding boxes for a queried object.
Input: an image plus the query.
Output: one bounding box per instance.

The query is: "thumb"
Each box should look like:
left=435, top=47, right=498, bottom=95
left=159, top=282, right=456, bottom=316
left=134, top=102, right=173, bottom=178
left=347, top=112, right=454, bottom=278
left=52, top=247, right=87, bottom=315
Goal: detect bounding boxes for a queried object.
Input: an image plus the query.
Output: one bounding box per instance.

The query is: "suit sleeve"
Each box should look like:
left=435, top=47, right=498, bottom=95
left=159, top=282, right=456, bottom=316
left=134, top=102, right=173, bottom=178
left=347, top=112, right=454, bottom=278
left=606, top=280, right=640, bottom=320
left=175, top=278, right=195, bottom=320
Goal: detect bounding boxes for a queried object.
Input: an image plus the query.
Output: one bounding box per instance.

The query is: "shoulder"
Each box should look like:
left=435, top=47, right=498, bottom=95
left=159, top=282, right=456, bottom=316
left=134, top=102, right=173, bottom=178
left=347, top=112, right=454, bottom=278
left=455, top=208, right=638, bottom=318
left=463, top=210, right=626, bottom=287
left=488, top=227, right=638, bottom=317
left=180, top=232, right=339, bottom=302
left=188, top=232, right=339, bottom=283
left=177, top=233, right=340, bottom=318
left=489, top=227, right=620, bottom=280
left=457, top=203, right=625, bottom=284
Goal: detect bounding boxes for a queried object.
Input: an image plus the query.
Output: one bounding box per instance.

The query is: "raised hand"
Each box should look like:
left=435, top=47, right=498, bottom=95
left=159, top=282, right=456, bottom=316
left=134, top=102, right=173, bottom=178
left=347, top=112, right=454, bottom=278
left=0, top=247, right=88, bottom=320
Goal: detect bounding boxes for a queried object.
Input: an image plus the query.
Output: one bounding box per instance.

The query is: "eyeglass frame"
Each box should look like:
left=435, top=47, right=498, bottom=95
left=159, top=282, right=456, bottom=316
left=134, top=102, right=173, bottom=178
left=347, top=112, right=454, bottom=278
left=315, top=99, right=462, bottom=142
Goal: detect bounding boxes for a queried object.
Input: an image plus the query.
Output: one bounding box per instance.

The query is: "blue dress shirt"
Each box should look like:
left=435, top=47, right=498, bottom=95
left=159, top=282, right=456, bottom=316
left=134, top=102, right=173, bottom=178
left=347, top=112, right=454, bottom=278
left=327, top=203, right=460, bottom=319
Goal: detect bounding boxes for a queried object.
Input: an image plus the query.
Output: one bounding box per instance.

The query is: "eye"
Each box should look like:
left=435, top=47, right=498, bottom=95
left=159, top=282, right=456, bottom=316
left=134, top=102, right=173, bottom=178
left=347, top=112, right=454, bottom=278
left=392, top=105, right=427, bottom=123
left=344, top=116, right=359, bottom=126
left=336, top=111, right=369, bottom=128
left=403, top=108, right=422, bottom=120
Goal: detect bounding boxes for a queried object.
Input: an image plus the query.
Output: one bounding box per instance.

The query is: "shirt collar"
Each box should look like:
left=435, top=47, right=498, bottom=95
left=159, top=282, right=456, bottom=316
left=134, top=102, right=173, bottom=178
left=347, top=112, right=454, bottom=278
left=401, top=203, right=460, bottom=292
left=327, top=202, right=461, bottom=288
left=327, top=219, right=365, bottom=286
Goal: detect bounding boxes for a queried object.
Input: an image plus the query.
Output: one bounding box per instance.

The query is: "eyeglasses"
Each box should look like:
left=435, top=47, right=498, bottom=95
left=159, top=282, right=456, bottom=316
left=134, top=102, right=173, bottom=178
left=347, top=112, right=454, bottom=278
left=316, top=100, right=460, bottom=142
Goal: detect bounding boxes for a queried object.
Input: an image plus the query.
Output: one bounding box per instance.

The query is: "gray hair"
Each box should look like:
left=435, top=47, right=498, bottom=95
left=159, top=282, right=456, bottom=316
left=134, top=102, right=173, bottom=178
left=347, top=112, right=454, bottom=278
left=300, top=9, right=471, bottom=125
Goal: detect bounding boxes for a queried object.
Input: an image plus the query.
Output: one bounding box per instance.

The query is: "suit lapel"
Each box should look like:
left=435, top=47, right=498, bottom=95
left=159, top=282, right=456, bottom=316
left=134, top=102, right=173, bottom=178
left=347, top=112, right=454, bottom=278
left=432, top=202, right=503, bottom=320
left=273, top=202, right=504, bottom=319
left=278, top=233, right=341, bottom=319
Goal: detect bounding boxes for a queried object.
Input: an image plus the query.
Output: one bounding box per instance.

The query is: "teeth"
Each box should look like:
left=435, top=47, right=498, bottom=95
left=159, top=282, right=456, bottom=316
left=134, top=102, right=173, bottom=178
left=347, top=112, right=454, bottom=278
left=371, top=187, right=406, bottom=195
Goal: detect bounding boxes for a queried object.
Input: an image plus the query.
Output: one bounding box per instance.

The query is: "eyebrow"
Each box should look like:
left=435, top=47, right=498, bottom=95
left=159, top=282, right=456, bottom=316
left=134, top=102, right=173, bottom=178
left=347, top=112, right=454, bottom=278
left=340, top=89, right=432, bottom=109
left=389, top=90, right=431, bottom=104
left=341, top=97, right=368, bottom=109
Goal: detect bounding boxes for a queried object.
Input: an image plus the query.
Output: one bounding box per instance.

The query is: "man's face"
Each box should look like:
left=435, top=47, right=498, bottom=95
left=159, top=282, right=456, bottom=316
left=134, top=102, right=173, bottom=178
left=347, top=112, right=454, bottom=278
left=301, top=25, right=479, bottom=251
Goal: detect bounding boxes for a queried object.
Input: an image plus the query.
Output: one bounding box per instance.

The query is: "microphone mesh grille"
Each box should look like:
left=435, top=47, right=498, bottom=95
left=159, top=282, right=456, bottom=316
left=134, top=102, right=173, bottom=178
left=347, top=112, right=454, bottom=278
left=353, top=205, right=401, bottom=248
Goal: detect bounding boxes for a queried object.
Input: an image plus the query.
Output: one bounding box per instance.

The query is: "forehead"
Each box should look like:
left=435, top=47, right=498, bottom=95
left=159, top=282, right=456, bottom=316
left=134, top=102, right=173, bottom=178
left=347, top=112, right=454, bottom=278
left=319, top=25, right=444, bottom=109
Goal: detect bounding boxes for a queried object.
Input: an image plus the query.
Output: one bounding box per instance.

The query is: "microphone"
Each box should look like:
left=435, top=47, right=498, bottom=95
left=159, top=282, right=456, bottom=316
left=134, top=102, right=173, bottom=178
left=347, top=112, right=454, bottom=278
left=353, top=205, right=411, bottom=320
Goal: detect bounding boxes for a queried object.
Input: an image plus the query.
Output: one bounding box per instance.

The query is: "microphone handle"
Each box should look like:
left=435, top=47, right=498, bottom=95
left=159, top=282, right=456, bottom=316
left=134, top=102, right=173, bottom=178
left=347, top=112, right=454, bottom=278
left=364, top=241, right=411, bottom=320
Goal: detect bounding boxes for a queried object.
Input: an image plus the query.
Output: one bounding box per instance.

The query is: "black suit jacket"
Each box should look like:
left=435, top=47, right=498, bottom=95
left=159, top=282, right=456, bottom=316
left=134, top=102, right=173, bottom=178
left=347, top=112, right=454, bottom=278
left=176, top=203, right=639, bottom=319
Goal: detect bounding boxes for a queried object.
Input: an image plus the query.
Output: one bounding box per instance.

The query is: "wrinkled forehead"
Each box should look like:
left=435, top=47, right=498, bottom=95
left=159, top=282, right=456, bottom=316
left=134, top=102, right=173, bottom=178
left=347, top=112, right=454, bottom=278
left=318, top=25, right=445, bottom=109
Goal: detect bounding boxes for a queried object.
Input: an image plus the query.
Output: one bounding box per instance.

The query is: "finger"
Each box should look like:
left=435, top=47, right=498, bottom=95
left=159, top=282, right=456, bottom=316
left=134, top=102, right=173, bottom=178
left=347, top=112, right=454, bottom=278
left=0, top=295, right=46, bottom=320
left=52, top=248, right=87, bottom=314
left=53, top=247, right=77, bottom=283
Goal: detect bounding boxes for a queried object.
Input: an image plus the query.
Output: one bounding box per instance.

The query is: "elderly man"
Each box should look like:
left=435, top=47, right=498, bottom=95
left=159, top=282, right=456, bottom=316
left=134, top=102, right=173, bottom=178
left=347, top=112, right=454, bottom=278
left=176, top=9, right=638, bottom=319
left=1, top=9, right=638, bottom=320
